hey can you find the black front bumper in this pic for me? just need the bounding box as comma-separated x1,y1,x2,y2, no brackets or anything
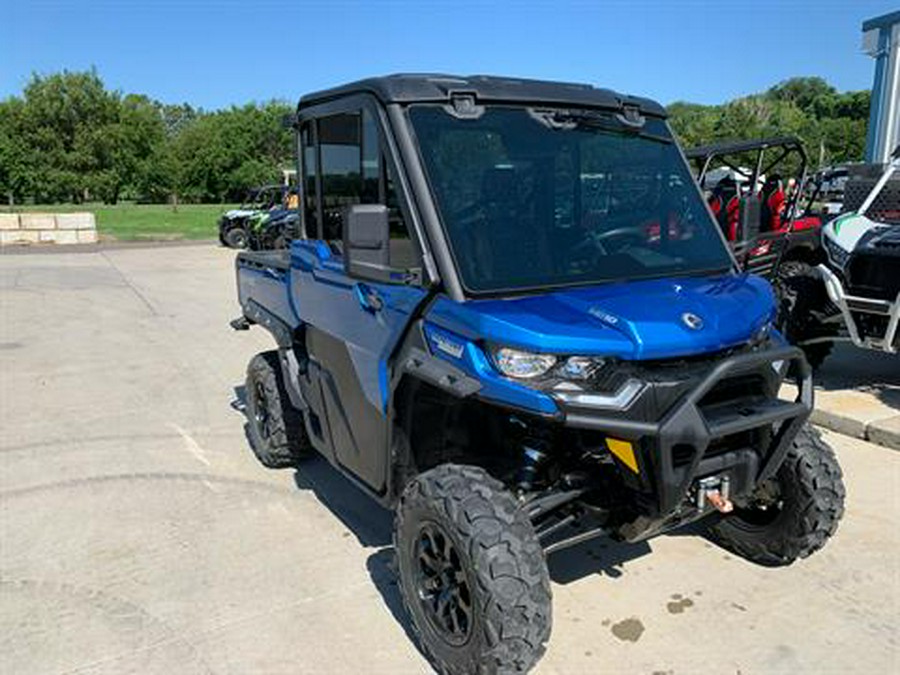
556,346,812,536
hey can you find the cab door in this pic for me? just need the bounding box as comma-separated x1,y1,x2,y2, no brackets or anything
292,102,427,494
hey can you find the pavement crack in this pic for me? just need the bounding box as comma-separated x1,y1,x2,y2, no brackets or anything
99,250,158,316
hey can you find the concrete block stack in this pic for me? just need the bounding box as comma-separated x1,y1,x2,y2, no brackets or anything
0,212,98,246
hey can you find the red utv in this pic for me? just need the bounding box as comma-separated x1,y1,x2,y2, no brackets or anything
686,137,824,278
686,137,836,365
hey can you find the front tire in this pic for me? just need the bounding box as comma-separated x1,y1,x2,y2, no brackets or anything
394,465,551,675
245,351,312,468
707,425,845,566
223,226,249,249
775,261,836,370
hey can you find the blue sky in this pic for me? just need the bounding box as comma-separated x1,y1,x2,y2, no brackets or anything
3,1,896,109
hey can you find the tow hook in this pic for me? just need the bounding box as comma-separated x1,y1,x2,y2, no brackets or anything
696,476,733,513
705,490,734,513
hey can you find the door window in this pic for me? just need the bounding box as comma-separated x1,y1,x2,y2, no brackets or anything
300,122,318,236
318,113,362,240
306,107,418,269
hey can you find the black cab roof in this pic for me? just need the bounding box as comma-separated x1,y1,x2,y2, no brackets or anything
298,73,667,117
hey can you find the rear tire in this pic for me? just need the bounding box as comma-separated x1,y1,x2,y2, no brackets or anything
224,226,249,249
394,464,551,675
775,261,836,370
707,424,845,566
245,351,312,468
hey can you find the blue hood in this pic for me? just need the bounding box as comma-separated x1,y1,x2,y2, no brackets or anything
427,273,776,360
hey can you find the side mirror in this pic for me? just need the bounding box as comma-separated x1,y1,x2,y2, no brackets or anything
344,204,390,279
344,204,423,285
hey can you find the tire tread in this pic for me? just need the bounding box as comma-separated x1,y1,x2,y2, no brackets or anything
245,351,312,468
709,425,845,566
395,465,551,675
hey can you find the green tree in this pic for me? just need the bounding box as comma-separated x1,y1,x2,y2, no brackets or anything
668,77,871,170
0,98,35,206
4,68,870,206
170,101,292,202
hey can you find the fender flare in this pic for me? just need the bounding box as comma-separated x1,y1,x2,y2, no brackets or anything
241,300,307,410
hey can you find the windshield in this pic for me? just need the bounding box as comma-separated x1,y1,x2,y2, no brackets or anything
410,105,734,294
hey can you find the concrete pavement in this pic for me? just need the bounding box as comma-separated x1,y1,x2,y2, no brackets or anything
1,244,898,674
778,343,900,451
807,345,900,450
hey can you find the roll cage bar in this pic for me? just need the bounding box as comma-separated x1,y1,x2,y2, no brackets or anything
685,137,812,223
857,144,900,216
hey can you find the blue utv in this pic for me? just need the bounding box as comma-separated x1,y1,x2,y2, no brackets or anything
232,75,845,675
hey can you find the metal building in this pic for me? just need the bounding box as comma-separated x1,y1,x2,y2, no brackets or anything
863,10,900,164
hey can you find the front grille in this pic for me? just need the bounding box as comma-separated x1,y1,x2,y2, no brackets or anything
872,228,900,250
595,344,778,422
698,373,769,412
587,364,631,393
705,429,759,460
848,253,900,300
670,427,768,468
853,313,890,340
664,367,776,468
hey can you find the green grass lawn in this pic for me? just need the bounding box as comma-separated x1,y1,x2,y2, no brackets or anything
13,202,238,241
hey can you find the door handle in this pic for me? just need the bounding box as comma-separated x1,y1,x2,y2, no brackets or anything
354,283,384,313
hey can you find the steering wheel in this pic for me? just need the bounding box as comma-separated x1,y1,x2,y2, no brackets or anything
570,232,607,261
593,224,648,251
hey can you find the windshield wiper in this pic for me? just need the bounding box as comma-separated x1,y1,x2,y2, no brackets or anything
531,109,673,144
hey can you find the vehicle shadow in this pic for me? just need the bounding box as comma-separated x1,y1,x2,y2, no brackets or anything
546,537,653,585
291,459,393,546
287,460,418,647
233,383,393,548
287,455,663,654
814,343,900,412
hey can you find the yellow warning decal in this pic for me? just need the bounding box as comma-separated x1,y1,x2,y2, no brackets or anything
606,438,639,474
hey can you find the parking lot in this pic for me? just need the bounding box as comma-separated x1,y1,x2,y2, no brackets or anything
1,243,898,675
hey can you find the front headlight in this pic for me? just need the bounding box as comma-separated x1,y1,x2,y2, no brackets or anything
492,347,557,379
490,347,606,382
824,236,850,269
559,355,605,380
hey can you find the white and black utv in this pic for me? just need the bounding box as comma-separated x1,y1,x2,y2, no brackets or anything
783,145,900,366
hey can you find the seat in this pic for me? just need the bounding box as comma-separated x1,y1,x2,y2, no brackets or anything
759,176,785,232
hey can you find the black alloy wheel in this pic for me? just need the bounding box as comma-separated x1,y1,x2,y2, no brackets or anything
414,521,473,645
253,380,273,441
730,476,784,528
